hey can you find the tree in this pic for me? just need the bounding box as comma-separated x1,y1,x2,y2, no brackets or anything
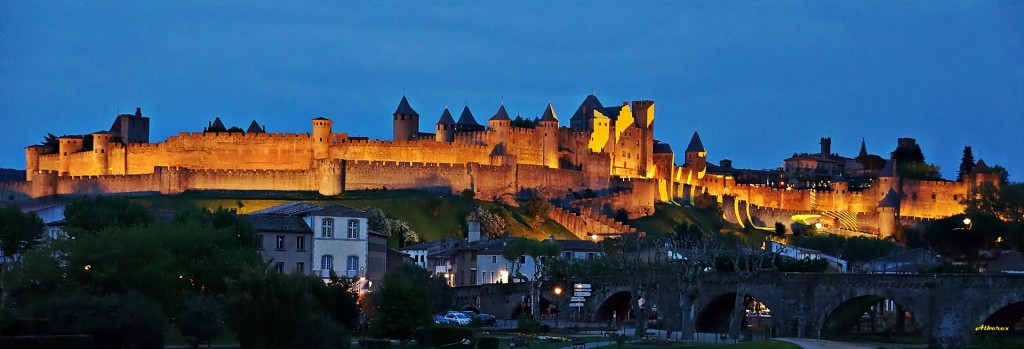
510,116,537,128
520,190,552,220
0,204,45,264
665,234,717,340
40,133,59,149
307,275,360,330
176,294,225,349
614,208,630,223
63,196,152,236
773,222,786,236
223,268,341,348
382,263,452,314
366,208,388,232
965,182,1024,223
501,238,560,317
693,192,723,214
600,234,663,337
958,146,976,181
719,243,777,339
991,165,1010,185
371,267,433,343
896,162,943,181
460,188,476,200
467,207,507,240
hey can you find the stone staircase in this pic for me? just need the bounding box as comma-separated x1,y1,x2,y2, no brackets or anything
547,188,643,239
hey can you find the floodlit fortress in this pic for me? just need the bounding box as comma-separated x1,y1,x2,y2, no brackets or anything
2,95,1000,238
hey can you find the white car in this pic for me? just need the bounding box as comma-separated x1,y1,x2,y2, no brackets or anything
444,312,471,325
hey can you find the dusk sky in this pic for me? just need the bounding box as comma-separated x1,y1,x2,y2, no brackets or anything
2,2,1021,180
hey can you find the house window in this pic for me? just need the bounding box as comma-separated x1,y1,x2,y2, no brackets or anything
563,251,572,259
275,262,284,273
587,252,596,260
519,256,526,263
346,256,359,277
492,256,497,263
347,219,359,239
321,255,334,271
322,219,334,238
275,235,285,250
296,236,305,251
297,262,305,273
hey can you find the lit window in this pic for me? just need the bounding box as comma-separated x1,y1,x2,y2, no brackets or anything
322,219,334,238
321,255,334,271
346,255,359,277
347,219,359,239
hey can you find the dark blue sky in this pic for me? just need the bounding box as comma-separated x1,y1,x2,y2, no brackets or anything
2,2,1021,180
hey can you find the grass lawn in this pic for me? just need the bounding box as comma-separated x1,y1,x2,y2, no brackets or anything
627,203,727,236
847,333,928,345
594,339,800,349
130,189,577,245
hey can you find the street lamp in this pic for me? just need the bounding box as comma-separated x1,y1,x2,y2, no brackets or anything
554,286,563,328
962,218,972,226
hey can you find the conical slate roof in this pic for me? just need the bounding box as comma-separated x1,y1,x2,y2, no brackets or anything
970,159,991,174
859,138,868,157
571,94,605,121
246,120,264,133
685,132,705,153
490,104,510,121
879,188,901,208
539,103,558,122
877,159,896,177
456,106,480,126
211,117,226,130
393,96,418,116
436,108,456,125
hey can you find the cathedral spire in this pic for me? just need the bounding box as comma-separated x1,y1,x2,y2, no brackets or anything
859,138,868,157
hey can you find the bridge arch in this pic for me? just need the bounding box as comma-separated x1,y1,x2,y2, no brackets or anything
973,296,1024,341
821,294,924,341
695,292,778,333
594,291,634,322
509,296,552,320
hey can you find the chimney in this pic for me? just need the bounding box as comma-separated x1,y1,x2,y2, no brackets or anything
135,107,142,117
468,220,481,242
549,234,555,242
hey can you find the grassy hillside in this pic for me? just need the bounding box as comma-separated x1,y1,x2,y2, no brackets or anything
628,202,727,236
131,190,576,244
628,202,771,245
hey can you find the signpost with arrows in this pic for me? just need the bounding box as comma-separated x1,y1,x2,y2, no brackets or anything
569,282,591,323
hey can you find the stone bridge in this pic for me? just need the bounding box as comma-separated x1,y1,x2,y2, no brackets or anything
453,273,1024,348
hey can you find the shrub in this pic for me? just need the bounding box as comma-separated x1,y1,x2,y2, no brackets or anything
516,315,541,334
414,326,474,348
461,189,476,200
478,337,500,349
0,335,95,349
362,339,389,349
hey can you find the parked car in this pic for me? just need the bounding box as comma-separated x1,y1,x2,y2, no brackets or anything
444,312,472,325
434,315,452,324
476,313,497,326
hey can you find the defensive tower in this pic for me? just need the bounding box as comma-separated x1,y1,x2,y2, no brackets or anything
435,107,456,142
312,117,333,159
393,96,419,142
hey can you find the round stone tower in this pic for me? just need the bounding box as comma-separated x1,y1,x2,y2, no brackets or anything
393,96,419,142
25,145,46,181
435,107,456,142
311,117,333,160
538,103,560,169
488,104,512,155
91,131,114,175
58,136,84,176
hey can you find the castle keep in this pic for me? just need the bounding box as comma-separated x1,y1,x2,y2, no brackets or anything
2,95,999,238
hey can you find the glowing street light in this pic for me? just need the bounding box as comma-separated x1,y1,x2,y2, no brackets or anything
963,218,972,226
553,286,563,328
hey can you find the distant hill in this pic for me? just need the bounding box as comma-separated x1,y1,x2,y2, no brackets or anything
130,189,577,246
0,168,25,182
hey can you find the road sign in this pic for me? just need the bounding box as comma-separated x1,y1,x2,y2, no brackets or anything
574,291,591,297
568,302,585,308
570,297,585,302
574,283,591,289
